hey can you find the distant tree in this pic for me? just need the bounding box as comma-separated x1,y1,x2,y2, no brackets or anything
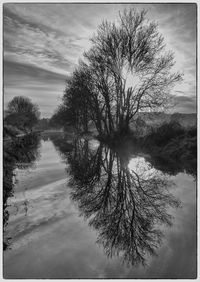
35,118,50,131
5,96,40,132
49,105,71,129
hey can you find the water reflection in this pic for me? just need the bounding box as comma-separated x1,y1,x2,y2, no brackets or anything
144,153,197,179
53,137,181,266
3,133,41,250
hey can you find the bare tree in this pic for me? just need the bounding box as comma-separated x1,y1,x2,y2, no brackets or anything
83,8,182,135
53,8,182,138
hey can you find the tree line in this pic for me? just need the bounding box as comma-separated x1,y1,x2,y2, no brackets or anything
51,8,182,138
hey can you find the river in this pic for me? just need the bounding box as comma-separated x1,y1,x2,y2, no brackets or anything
3,132,197,278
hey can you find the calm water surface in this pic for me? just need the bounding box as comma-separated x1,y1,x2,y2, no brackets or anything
3,133,196,278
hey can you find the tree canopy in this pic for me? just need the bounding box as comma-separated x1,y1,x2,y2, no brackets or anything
5,96,40,132
52,8,182,137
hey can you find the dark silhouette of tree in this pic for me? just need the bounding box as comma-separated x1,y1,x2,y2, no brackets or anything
3,133,41,250
5,96,40,132
50,67,94,132
65,69,93,132
53,136,181,266
35,118,50,131
49,105,70,129
55,8,182,137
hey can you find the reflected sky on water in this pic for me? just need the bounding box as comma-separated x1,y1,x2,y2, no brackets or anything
3,133,197,278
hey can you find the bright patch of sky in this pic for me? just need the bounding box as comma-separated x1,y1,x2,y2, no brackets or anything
4,3,196,117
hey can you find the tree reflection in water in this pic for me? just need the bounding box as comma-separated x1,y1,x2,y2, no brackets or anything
53,137,181,267
3,133,41,250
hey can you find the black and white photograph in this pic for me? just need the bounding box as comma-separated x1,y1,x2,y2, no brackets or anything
2,1,197,279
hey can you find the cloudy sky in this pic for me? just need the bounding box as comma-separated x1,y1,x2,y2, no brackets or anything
4,3,196,117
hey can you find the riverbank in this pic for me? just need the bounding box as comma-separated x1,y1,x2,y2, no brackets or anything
95,121,197,177
3,127,65,141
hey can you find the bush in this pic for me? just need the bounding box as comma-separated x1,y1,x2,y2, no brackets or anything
144,121,185,147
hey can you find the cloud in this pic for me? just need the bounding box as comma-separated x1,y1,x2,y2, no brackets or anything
172,95,196,113
4,61,67,117
4,11,80,75
148,4,196,98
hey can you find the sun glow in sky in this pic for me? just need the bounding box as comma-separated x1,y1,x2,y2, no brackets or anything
3,3,196,117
